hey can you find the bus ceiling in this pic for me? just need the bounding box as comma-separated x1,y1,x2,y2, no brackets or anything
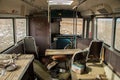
0,0,120,17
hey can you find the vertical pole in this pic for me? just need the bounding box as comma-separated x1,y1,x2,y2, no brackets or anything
74,8,77,49
48,2,51,48
48,1,50,23
91,18,94,39
13,18,16,44
86,19,90,38
111,17,116,49
82,19,85,38
73,9,75,48
26,15,29,36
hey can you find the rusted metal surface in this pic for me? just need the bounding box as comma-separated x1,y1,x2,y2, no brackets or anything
29,16,50,56
104,48,120,76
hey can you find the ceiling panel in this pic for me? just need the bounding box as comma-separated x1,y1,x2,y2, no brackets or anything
0,0,120,15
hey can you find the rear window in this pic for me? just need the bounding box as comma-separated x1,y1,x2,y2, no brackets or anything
60,18,83,35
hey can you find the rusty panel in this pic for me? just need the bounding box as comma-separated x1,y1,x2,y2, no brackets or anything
110,51,120,75
29,17,50,56
116,55,120,75
110,52,117,68
104,48,120,76
6,43,24,54
104,48,111,64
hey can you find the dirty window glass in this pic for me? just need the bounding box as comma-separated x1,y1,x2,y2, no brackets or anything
97,18,112,46
60,18,83,35
0,19,14,52
15,19,26,42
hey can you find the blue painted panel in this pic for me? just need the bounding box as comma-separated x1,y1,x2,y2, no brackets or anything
56,38,71,49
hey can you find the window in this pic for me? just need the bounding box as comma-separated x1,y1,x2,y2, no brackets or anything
0,19,14,52
97,18,112,45
15,19,26,42
115,18,120,50
60,18,83,35
77,19,83,35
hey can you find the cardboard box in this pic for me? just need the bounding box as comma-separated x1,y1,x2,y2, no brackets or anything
71,62,85,74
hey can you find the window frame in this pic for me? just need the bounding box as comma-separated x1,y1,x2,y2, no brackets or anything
0,17,27,53
96,17,113,47
113,17,120,52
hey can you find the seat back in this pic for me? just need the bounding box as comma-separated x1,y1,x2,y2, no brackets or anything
71,51,87,74
86,40,103,61
24,36,38,59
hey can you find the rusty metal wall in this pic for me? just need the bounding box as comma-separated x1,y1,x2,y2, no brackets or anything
104,48,120,76
29,16,50,56
5,43,24,54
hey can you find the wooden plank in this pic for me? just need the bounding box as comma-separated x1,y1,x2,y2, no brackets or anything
45,49,81,56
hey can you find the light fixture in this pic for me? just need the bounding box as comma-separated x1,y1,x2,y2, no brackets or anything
47,0,73,5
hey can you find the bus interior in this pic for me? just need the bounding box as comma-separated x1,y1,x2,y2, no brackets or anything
0,0,120,80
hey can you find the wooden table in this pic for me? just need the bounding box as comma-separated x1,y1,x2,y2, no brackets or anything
71,62,106,80
0,54,34,80
45,49,81,56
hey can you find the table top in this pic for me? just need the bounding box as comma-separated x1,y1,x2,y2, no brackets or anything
0,54,34,80
45,49,81,56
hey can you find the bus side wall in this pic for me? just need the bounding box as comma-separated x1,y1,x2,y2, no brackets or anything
29,16,50,56
104,47,120,80
2,42,24,54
